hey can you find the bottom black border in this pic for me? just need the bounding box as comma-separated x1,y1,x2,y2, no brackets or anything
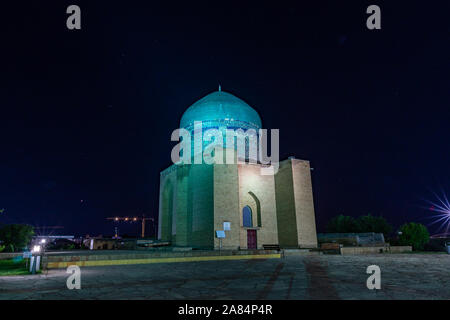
1,300,447,319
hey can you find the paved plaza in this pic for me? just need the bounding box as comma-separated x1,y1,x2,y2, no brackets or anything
0,254,448,300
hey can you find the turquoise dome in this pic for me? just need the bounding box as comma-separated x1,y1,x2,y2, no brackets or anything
180,90,262,131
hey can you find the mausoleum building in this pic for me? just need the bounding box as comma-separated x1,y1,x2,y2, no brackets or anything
158,89,318,250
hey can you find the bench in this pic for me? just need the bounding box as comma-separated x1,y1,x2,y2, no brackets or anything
320,243,340,250
263,244,281,251
320,242,341,254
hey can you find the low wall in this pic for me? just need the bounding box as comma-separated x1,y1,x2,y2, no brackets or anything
283,249,321,256
45,249,279,262
340,246,387,255
340,245,413,255
42,249,282,269
389,246,412,253
318,232,385,246
0,253,23,260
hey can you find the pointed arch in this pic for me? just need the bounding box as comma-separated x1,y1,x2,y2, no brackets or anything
248,191,262,227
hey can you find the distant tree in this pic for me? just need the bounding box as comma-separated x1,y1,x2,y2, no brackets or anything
357,214,393,238
326,215,360,233
0,224,34,252
398,222,430,251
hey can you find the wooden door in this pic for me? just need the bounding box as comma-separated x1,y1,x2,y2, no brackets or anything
247,230,257,249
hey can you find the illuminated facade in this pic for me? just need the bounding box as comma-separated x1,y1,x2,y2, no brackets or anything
158,89,317,249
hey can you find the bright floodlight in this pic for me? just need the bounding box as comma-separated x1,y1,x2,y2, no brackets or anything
32,245,41,253
40,239,46,244
425,190,450,235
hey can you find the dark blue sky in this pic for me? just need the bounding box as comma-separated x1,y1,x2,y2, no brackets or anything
1,1,449,237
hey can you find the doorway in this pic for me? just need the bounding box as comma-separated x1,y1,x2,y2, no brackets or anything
247,229,257,249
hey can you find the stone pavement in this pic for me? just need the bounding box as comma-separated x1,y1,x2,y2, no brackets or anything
0,254,448,300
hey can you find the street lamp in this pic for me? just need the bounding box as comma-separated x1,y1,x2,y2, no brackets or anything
30,245,42,274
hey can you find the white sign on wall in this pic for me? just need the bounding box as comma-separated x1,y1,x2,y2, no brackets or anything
216,230,226,238
223,222,231,231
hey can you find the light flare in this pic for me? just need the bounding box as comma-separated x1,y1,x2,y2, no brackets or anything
423,190,450,235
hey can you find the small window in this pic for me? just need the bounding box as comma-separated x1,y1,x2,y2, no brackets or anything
243,206,253,227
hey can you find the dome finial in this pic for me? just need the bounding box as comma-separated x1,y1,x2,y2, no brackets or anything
218,84,221,92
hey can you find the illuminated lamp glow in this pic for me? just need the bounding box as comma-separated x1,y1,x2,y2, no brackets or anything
32,245,41,253
424,190,450,235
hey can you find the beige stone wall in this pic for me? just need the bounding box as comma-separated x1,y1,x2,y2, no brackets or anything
213,163,241,250
274,159,299,247
159,156,318,251
237,163,278,249
291,159,318,248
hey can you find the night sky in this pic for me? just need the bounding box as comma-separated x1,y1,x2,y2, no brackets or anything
1,1,449,237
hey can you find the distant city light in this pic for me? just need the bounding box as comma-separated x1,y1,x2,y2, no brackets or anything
40,239,46,244
106,216,154,238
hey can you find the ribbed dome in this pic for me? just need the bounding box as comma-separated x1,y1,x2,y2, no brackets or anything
180,90,262,131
